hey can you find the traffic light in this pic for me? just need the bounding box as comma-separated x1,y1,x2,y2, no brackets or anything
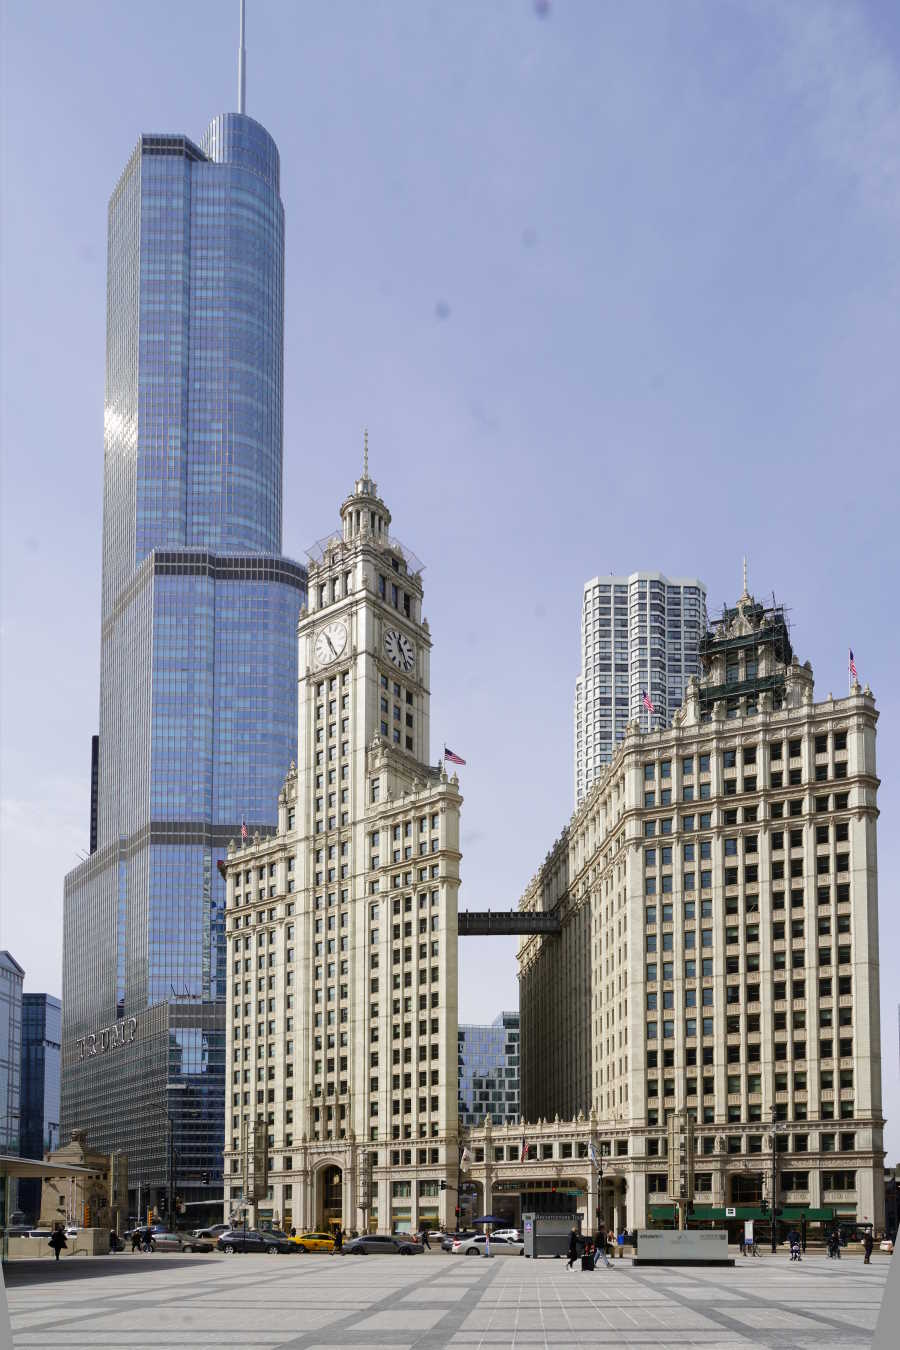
439,1180,447,1190
202,1172,210,1186
455,1207,460,1218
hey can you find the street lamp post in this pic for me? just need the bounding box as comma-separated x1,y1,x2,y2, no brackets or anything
165,1082,187,1232
770,1107,785,1255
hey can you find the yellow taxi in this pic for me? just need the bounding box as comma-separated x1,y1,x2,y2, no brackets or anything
290,1230,336,1253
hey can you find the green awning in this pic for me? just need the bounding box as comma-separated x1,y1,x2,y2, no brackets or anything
649,1204,836,1222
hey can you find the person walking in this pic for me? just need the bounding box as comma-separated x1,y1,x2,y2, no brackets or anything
594,1224,612,1268
787,1228,801,1261
567,1226,580,1270
863,1231,874,1265
48,1227,67,1262
332,1226,343,1255
421,1228,431,1251
130,1228,141,1253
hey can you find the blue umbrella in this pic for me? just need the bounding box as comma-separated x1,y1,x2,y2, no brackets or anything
472,1215,504,1225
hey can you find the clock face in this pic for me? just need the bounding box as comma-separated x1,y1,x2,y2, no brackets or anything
314,620,348,666
384,627,415,672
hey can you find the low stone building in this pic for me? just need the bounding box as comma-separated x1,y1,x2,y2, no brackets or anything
39,1130,128,1232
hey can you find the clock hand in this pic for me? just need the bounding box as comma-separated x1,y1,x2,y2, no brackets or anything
325,633,337,658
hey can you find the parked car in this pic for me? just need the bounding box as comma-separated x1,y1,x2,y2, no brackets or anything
146,1230,188,1252
440,1230,476,1253
192,1223,230,1240
21,1229,53,1240
451,1233,524,1256
344,1232,423,1255
491,1229,521,1243
289,1230,335,1252
216,1228,294,1254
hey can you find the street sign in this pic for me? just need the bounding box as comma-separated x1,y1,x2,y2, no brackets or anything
725,1206,736,1217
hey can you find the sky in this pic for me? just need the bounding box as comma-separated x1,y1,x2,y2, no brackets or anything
1,0,899,1157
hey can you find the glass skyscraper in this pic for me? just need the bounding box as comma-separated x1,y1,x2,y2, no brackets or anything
19,994,61,1221
62,112,306,1219
574,573,707,804
457,1013,520,1127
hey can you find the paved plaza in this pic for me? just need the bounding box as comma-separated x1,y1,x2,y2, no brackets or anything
1,1250,890,1350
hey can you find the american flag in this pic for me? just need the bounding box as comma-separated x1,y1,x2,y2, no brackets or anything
241,817,248,841
642,691,655,714
849,649,858,681
444,745,466,766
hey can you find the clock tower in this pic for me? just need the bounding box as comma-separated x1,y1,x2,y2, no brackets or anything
223,444,462,1236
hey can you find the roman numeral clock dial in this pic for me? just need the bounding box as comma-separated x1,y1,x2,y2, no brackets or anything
314,620,348,667
384,627,415,673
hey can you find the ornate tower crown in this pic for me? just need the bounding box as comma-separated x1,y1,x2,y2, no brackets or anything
341,430,392,542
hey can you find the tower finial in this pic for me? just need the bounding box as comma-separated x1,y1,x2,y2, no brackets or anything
363,429,369,479
238,0,247,114
742,555,749,598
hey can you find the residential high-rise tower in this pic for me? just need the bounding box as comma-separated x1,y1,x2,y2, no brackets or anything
61,29,305,1217
574,573,707,804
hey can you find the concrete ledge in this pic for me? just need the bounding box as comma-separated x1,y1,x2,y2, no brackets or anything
634,1257,735,1267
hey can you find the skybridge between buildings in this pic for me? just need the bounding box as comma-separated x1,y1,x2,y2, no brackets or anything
458,911,561,937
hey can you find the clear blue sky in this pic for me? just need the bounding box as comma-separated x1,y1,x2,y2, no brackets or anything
2,1,898,1159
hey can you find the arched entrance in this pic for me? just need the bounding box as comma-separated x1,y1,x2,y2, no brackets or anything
730,1172,764,1206
319,1165,343,1231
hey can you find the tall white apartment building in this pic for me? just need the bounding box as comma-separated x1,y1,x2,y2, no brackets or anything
575,573,707,805
222,457,463,1236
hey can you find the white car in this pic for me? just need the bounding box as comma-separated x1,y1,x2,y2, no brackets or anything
491,1228,521,1243
451,1233,524,1256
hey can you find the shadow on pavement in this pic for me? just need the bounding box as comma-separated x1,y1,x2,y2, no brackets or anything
2,1255,215,1287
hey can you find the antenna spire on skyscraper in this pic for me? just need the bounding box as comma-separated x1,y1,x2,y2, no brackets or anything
363,429,369,480
238,0,247,113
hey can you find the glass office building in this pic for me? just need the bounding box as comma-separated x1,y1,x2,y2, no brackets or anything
0,953,24,1155
62,113,306,1218
458,1013,520,1127
18,994,61,1221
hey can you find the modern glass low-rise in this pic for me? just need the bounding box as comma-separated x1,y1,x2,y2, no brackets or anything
62,109,305,1219
0,953,24,1155
18,994,61,1221
458,1013,520,1127
574,573,707,805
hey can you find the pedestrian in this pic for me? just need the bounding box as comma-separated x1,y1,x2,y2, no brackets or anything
787,1228,801,1261
48,1226,67,1262
566,1226,579,1270
290,1227,296,1238
142,1226,155,1252
130,1228,141,1253
581,1240,595,1272
863,1231,873,1265
617,1229,625,1260
421,1228,431,1250
594,1224,612,1268
332,1226,343,1255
